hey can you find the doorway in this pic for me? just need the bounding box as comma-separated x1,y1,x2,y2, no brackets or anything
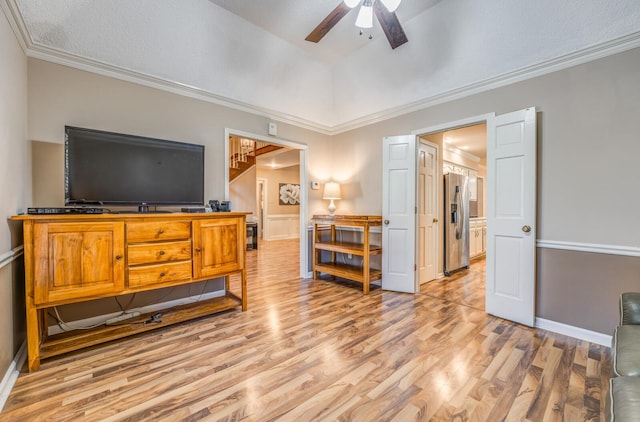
419,123,487,287
225,129,308,278
406,108,537,327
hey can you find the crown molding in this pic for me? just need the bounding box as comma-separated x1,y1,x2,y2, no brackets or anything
26,46,336,135
331,30,640,134
1,0,27,52
444,146,481,163
4,0,640,136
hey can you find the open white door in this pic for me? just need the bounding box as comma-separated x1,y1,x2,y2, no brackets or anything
418,142,437,284
486,107,537,326
382,135,417,293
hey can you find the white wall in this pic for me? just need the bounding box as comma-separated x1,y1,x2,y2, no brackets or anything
0,4,29,382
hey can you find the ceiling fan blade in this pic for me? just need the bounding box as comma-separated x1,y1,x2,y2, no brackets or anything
305,2,352,43
374,1,408,49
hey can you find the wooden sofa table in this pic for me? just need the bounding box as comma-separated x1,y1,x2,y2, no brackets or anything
311,215,382,294
12,212,248,372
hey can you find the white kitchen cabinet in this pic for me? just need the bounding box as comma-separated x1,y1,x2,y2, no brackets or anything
469,218,486,258
468,170,478,201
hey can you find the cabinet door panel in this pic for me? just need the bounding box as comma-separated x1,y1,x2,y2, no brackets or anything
193,218,243,278
34,222,125,305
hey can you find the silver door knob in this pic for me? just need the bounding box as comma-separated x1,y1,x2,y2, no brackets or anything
384,219,390,225
522,225,531,233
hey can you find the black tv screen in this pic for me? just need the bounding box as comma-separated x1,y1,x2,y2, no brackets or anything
65,126,204,208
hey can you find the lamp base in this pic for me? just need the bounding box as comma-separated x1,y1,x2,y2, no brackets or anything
328,199,336,216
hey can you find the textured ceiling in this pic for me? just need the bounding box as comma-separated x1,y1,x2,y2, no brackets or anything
9,0,640,132
207,0,439,63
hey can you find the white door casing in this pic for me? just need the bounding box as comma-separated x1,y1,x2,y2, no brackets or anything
485,107,537,327
224,128,308,279
382,135,417,293
418,142,437,284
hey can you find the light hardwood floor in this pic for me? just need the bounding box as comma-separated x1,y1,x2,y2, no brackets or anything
2,240,610,421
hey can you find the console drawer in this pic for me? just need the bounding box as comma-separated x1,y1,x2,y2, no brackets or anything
128,261,193,288
126,221,191,243
127,240,192,266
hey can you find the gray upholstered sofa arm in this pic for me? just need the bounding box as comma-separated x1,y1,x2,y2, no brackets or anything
608,292,640,421
620,292,640,325
607,377,640,421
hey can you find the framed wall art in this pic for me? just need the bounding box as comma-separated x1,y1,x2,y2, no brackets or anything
279,183,300,205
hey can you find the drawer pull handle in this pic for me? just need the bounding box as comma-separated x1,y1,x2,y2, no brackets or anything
115,255,122,260
157,229,164,235
159,250,165,255
159,272,166,277
195,247,201,252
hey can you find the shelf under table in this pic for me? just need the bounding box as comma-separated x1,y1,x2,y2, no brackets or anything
314,241,382,255
314,262,382,283
40,295,241,360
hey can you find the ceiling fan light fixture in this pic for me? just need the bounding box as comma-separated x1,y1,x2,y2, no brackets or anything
344,0,360,8
380,0,402,12
355,1,373,28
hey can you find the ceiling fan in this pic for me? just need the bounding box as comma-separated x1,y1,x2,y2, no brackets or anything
305,0,408,49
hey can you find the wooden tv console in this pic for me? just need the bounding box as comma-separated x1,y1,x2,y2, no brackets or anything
12,212,248,372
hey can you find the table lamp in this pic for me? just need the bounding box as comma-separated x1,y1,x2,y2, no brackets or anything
323,182,341,216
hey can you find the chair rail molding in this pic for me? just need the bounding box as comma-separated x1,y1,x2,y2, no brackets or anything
537,239,640,258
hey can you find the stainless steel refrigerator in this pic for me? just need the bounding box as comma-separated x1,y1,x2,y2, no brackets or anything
444,173,469,276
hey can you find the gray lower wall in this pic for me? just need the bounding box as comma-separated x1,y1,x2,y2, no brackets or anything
537,247,640,335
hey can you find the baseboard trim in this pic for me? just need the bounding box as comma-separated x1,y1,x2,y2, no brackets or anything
0,341,26,412
535,317,611,347
537,239,640,257
48,289,225,336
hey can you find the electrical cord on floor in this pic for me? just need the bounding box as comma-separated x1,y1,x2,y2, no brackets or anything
115,293,136,313
50,307,109,331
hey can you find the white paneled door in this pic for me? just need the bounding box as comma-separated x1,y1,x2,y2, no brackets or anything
485,107,537,326
418,142,437,284
381,135,417,293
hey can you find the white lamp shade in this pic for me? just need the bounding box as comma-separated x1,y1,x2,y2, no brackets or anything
323,182,342,200
380,0,402,12
344,0,360,8
355,4,373,28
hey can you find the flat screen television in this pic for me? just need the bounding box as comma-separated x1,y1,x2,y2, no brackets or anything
65,126,205,211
